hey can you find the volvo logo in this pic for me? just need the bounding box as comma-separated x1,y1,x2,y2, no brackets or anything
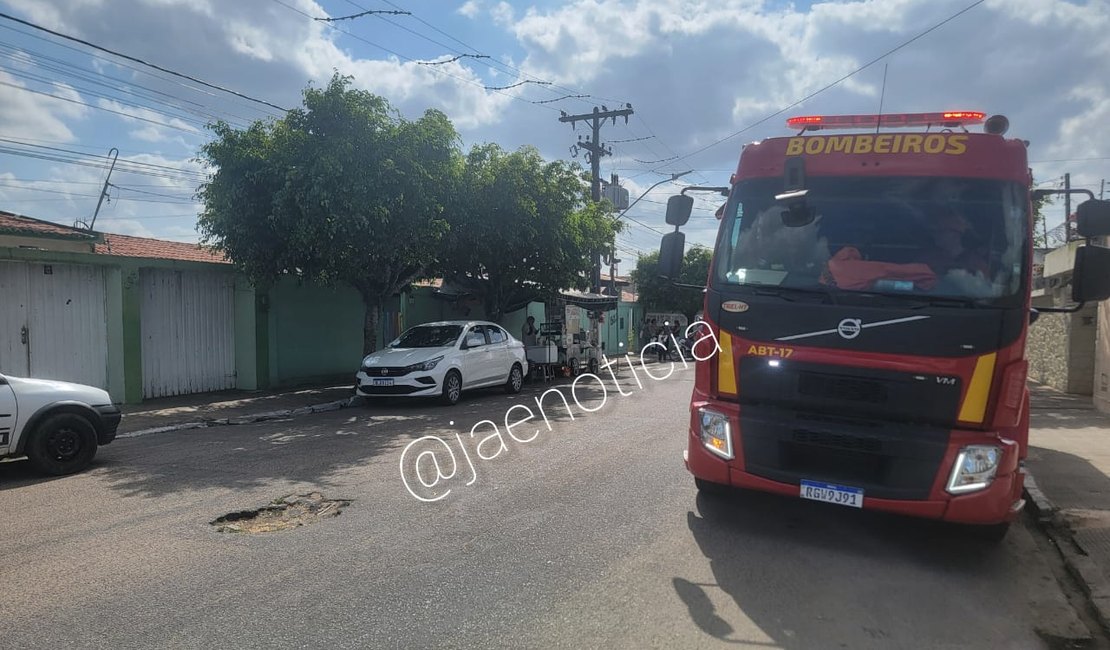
837,318,862,340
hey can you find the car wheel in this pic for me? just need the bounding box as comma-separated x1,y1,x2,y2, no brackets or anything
440,370,462,406
588,357,599,376
569,358,580,377
25,412,99,476
505,363,523,394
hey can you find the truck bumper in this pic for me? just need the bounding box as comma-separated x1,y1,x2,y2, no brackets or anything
685,401,1025,526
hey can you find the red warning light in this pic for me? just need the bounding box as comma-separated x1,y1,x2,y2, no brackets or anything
786,111,986,131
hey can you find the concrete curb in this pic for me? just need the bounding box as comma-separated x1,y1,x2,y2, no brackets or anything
1025,472,1110,636
117,397,355,439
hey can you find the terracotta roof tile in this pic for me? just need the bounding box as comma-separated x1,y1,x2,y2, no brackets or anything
0,211,96,239
94,233,229,264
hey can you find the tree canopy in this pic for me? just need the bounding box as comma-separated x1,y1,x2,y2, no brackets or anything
197,73,460,354
630,247,712,322
439,143,620,322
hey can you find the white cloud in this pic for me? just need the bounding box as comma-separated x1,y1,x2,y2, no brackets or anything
0,72,88,141
490,1,514,26
457,0,482,19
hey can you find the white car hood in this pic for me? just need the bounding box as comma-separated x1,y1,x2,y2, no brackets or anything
6,375,112,405
363,346,452,367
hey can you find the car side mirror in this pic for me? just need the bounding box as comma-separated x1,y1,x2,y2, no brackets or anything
1073,244,1110,303
1029,309,1040,325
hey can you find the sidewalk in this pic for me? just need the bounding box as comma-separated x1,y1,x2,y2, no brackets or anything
118,381,355,436
1024,382,1110,632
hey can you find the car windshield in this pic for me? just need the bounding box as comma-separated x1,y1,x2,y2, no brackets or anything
391,325,463,348
716,176,1028,305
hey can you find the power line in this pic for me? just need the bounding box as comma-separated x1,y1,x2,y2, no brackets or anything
666,0,989,166
267,0,562,114
315,8,411,21
0,10,289,112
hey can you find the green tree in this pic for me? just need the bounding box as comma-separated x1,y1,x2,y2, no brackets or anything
439,143,621,322
630,247,712,322
197,73,460,354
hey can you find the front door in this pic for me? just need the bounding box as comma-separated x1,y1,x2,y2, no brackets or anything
0,262,31,377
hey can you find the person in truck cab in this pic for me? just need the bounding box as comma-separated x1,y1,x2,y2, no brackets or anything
919,208,990,278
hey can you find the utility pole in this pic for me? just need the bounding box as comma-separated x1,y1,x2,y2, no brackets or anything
560,104,634,294
1100,178,1105,200
80,147,119,231
1064,173,1072,241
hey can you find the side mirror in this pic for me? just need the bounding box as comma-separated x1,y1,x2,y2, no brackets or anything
666,195,693,227
1029,309,1040,325
658,231,685,279
1073,244,1110,303
1076,199,1110,238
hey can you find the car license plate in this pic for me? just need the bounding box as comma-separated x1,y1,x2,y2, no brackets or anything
373,378,394,387
800,480,863,508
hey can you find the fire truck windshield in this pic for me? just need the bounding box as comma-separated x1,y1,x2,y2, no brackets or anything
715,176,1028,306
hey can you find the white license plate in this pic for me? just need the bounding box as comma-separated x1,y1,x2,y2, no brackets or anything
800,480,863,508
373,378,394,386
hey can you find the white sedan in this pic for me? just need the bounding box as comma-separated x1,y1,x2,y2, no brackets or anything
354,320,529,405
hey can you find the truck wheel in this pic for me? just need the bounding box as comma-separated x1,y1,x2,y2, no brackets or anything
25,413,99,476
440,370,462,406
695,477,731,497
505,364,523,394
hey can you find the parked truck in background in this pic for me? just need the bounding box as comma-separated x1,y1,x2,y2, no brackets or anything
659,111,1110,539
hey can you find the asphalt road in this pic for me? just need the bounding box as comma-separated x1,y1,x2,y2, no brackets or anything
0,362,1090,649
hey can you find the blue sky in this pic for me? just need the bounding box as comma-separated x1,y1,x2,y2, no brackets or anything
0,0,1107,270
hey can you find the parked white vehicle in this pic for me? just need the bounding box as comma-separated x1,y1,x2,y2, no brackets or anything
354,321,529,405
0,373,121,475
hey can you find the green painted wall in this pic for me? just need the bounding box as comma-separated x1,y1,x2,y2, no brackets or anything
233,276,258,390
103,267,126,402
267,278,364,386
120,266,143,404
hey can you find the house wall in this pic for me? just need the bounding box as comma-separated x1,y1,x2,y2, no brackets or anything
266,278,364,386
1027,286,1097,395
1096,299,1110,414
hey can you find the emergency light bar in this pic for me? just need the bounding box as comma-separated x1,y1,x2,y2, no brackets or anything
786,111,986,131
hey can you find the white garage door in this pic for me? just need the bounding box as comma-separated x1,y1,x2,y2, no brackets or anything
0,261,109,389
140,269,236,398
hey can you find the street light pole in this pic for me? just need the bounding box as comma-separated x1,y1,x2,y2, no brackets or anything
613,169,695,224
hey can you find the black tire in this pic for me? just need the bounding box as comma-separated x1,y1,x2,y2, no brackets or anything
25,412,99,476
569,358,580,377
588,357,599,376
695,477,731,497
440,370,462,406
505,364,524,394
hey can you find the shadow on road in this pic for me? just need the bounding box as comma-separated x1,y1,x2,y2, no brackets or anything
0,364,657,498
675,489,1016,648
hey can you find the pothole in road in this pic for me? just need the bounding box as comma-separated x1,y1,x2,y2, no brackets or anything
210,492,352,533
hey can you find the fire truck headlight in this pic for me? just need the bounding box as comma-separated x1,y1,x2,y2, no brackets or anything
698,408,733,460
946,445,1002,494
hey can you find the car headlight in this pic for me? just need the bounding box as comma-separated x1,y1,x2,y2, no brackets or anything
698,408,733,460
946,444,1002,494
407,356,444,373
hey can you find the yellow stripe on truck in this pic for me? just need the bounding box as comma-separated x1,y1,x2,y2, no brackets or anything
718,331,737,395
958,352,997,423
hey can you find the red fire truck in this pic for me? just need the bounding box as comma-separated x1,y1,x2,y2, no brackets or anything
659,111,1110,539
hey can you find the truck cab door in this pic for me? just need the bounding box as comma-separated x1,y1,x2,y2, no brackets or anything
0,375,16,455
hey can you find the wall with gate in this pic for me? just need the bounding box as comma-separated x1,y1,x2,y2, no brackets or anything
139,268,237,398
0,260,110,390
